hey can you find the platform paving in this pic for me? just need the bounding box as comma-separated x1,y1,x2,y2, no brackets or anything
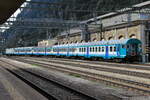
0,81,12,100
0,65,48,100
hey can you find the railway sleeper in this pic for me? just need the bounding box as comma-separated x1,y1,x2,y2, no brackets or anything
15,59,150,90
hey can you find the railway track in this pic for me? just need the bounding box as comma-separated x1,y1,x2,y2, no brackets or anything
0,60,98,100
8,57,150,95
20,57,150,79
13,56,150,70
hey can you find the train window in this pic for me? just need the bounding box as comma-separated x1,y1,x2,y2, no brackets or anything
58,48,60,52
98,47,101,52
91,47,93,52
73,48,76,52
110,47,113,52
90,47,92,52
114,47,116,52
93,47,95,52
138,44,142,48
69,48,72,52
102,47,104,52
95,47,98,52
53,48,58,52
127,45,130,49
79,48,81,52
63,48,65,52
122,45,125,48
132,45,135,48
103,47,105,52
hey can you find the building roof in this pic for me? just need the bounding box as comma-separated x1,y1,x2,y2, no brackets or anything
84,1,150,24
0,0,25,24
59,1,150,36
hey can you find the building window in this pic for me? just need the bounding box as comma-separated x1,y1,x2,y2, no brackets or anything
93,38,97,42
80,40,84,43
75,41,78,43
118,35,124,40
130,34,136,38
101,38,105,41
108,37,113,40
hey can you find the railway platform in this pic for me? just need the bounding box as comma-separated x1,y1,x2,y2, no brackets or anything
0,64,47,100
146,63,150,65
0,80,12,100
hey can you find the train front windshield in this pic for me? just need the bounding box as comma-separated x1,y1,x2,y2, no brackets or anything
127,43,141,56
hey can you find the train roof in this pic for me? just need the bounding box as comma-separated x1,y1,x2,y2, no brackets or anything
10,47,35,49
53,39,141,48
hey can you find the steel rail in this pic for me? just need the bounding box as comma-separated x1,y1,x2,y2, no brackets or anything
0,60,98,100
9,57,150,95
21,57,150,79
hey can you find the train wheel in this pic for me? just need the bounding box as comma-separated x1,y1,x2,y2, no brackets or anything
114,59,122,63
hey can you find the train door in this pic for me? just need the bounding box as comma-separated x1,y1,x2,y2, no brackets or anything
67,47,69,56
57,48,59,56
105,46,109,59
116,45,120,57
44,47,46,56
86,47,89,58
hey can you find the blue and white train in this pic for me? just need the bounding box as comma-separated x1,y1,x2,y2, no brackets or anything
5,38,142,62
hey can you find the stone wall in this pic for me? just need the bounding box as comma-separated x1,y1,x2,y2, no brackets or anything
57,25,141,44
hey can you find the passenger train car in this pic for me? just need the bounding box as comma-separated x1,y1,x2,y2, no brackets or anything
5,39,142,62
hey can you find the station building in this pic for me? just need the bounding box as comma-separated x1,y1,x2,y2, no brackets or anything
56,2,150,62
38,39,57,47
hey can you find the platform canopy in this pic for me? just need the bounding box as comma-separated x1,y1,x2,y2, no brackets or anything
0,0,25,24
